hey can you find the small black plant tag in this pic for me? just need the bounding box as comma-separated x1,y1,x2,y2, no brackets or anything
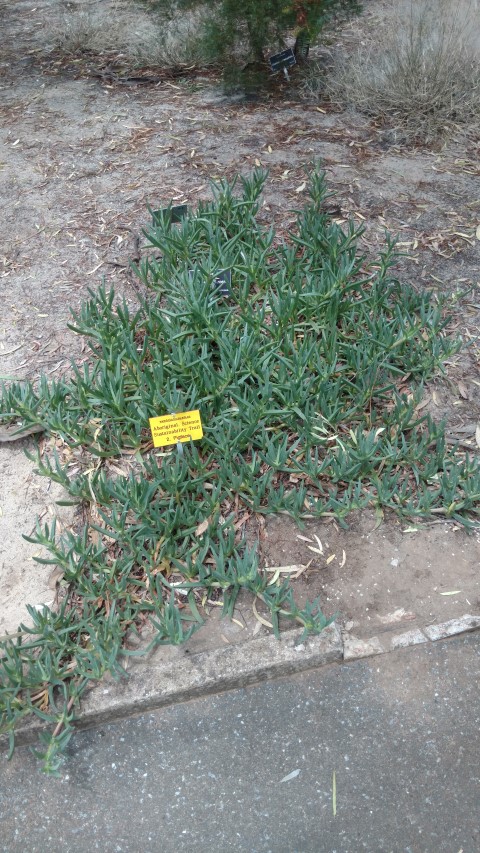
213,269,231,297
187,268,231,298
269,48,296,74
152,204,188,226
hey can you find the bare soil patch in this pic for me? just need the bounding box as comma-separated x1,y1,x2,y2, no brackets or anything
262,512,480,639
1,0,479,644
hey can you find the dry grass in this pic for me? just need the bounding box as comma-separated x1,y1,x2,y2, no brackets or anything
322,0,480,142
51,0,205,67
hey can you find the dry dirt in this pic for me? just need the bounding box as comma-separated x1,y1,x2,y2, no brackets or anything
1,0,479,646
263,512,480,639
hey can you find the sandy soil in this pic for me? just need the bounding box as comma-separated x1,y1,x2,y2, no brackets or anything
263,512,480,637
1,0,479,642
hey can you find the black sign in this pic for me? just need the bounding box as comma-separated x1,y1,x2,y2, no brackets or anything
187,268,231,298
269,48,296,74
294,30,310,61
152,204,188,226
213,269,231,297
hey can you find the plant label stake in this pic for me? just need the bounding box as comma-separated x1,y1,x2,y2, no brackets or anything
213,269,231,297
269,48,296,81
152,204,188,226
293,29,310,62
188,268,231,298
170,413,184,457
149,410,203,449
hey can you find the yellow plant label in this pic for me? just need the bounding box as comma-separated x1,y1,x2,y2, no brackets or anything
149,410,203,448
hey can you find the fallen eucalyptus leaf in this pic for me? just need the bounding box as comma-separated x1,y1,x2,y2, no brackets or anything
280,769,301,783
0,423,45,442
48,567,65,590
195,517,210,538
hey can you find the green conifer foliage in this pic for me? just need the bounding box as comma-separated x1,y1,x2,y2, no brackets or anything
154,0,361,65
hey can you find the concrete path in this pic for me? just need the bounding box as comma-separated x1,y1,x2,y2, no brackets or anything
1,633,479,853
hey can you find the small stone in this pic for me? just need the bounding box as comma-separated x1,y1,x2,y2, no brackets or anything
125,631,143,649
377,608,416,625
344,620,354,632
30,601,53,613
390,629,427,650
343,635,385,661
423,614,480,641
294,643,306,652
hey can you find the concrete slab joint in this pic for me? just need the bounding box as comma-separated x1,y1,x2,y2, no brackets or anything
390,628,428,650
343,634,385,661
423,614,480,642
342,613,480,662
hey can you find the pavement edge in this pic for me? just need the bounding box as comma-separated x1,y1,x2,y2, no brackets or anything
3,614,480,747
343,613,480,660
4,624,343,746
